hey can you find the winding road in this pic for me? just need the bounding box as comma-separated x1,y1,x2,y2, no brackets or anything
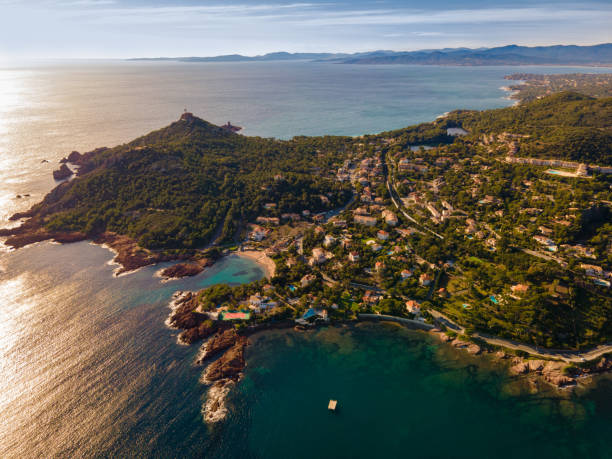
429,310,612,363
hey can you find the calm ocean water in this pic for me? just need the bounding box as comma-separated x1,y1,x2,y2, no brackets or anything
0,61,611,458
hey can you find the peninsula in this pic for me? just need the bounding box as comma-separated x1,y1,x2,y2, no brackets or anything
2,91,611,422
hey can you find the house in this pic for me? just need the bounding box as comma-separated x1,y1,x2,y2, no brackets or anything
396,228,417,238
419,273,433,286
382,209,398,226
400,269,413,279
264,203,277,210
333,219,347,228
309,247,328,266
256,216,280,225
349,252,360,262
295,308,329,324
363,290,380,305
441,200,454,212
249,294,264,307
377,230,390,241
465,219,478,235
354,215,377,227
405,300,421,314
426,204,441,220
375,261,384,272
370,243,382,252
538,226,553,236
249,225,270,241
533,236,557,251
581,264,603,277
300,274,317,287
324,234,336,247
511,284,529,296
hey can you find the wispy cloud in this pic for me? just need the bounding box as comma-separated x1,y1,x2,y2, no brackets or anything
50,2,612,29
2,1,611,58
286,6,612,27
58,0,117,5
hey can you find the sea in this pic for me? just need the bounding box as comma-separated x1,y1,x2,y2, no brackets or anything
0,61,611,458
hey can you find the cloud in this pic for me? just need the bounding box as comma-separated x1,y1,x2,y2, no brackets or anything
2,1,611,58
48,1,612,30
58,0,116,5
287,6,612,27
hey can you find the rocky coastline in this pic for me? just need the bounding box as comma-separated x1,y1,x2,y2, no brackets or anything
158,258,217,280
166,291,255,423
428,328,612,389
0,218,220,278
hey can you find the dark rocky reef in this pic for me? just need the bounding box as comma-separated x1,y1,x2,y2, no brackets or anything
52,164,74,180
160,258,216,279
197,328,238,364
203,336,248,382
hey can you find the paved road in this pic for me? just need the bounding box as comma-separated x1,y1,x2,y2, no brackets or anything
383,153,444,240
429,310,612,363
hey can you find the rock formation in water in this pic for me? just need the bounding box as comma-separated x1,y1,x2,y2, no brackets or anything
52,164,74,180
203,336,248,382
197,328,238,364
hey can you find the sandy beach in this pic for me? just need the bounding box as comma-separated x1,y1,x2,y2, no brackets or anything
236,250,276,278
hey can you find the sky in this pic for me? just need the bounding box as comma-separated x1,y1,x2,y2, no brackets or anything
1,0,611,59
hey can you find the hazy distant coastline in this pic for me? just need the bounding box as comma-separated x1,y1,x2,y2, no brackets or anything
129,43,612,66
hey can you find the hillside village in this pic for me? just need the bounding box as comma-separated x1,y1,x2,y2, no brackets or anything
189,110,612,352
4,92,611,356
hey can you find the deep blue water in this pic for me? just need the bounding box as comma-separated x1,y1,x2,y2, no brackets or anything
0,61,611,458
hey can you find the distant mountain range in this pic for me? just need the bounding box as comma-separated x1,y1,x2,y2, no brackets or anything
131,44,612,66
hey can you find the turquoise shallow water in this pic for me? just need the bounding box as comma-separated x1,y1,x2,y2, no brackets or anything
0,61,611,457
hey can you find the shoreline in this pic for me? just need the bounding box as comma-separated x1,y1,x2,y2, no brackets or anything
234,249,276,279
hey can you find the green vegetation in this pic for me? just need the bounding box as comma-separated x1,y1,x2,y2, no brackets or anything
9,93,612,351
444,92,612,164
40,116,352,249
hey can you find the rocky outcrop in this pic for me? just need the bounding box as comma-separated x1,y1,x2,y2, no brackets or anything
510,362,529,375
203,337,248,383
178,320,218,345
598,357,612,370
429,329,452,342
197,329,238,364
52,164,74,180
451,338,470,348
467,344,482,355
167,292,202,329
509,358,577,387
93,232,186,275
160,258,216,279
167,291,219,344
203,380,235,423
67,151,83,163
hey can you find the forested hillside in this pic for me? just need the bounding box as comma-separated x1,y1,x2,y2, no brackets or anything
443,92,612,164
21,115,352,249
